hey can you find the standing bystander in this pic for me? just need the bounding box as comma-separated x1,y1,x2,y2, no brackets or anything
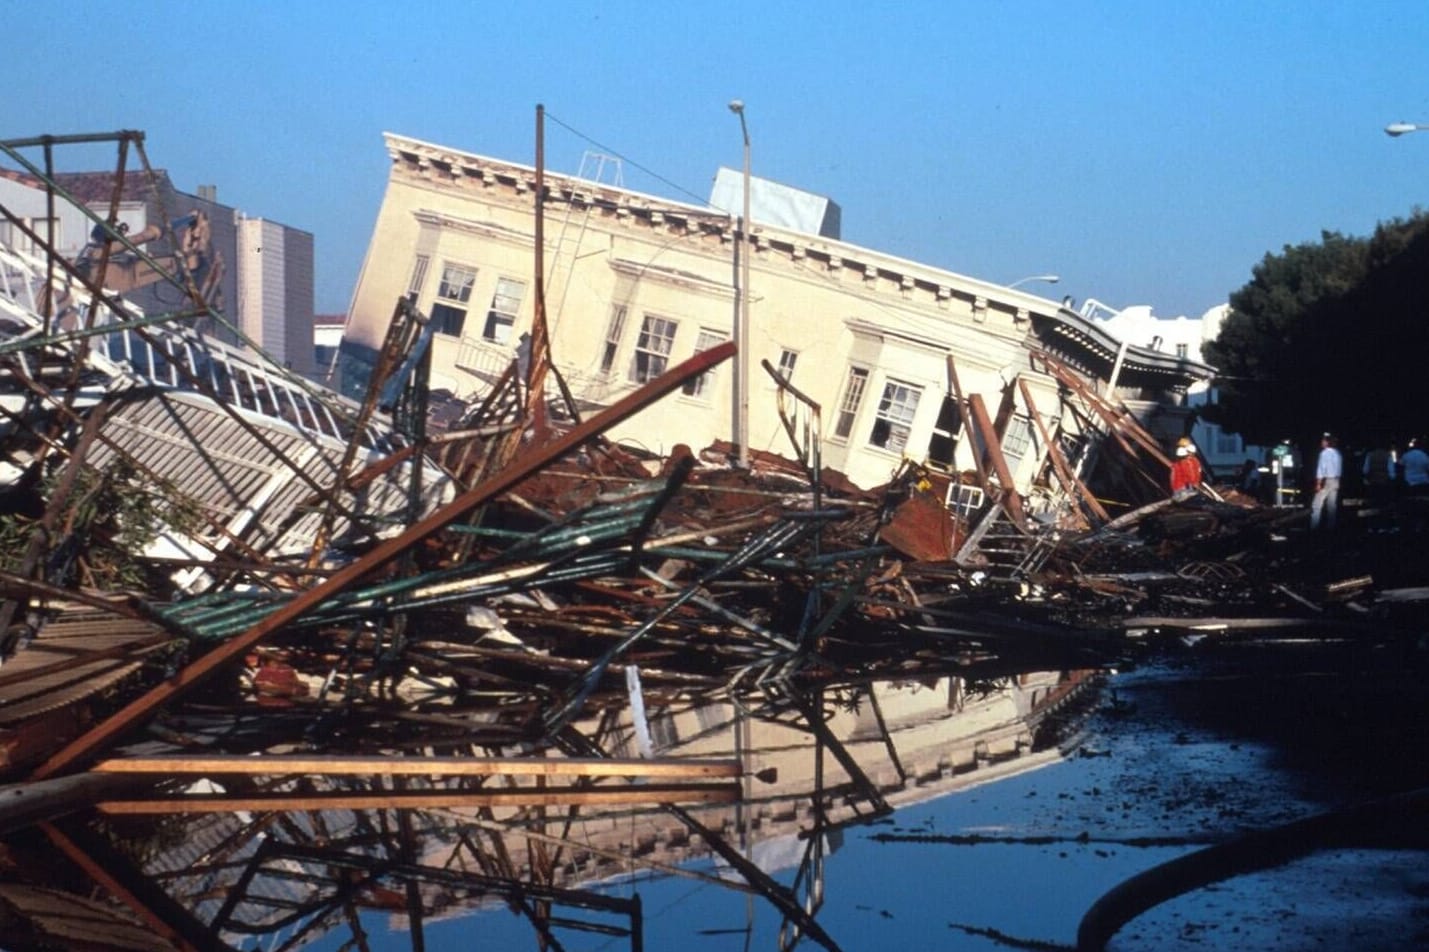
1399,438,1429,532
1310,432,1342,531
1362,443,1398,512
1401,438,1429,496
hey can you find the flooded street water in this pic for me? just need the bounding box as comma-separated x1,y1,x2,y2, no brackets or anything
298,638,1428,951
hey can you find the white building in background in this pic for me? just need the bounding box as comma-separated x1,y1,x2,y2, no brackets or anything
1082,299,1267,480
313,312,346,384
236,217,316,377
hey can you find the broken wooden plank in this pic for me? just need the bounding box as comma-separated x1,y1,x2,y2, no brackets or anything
967,393,1027,528
1018,378,1109,523
91,754,739,779
95,783,742,814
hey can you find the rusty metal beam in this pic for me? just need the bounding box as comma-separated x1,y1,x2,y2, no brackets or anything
29,341,736,781
1037,351,1173,468
1,131,144,149
308,297,426,565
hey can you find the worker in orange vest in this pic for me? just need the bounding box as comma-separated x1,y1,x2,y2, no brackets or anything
1170,437,1203,494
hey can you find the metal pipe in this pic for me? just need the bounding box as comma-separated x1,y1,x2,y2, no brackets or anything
729,100,752,468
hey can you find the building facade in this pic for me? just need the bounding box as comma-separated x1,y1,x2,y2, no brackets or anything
343,133,1209,494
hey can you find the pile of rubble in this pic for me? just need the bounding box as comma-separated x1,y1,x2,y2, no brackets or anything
3,131,1424,952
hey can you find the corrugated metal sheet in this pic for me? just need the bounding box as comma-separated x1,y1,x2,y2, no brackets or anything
84,390,452,564
0,884,178,951
0,611,176,727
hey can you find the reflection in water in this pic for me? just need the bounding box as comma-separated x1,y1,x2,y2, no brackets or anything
0,671,1099,951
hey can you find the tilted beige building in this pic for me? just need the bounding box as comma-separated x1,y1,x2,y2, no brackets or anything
343,133,1208,495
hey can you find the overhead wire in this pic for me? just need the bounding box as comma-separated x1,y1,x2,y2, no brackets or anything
543,111,717,211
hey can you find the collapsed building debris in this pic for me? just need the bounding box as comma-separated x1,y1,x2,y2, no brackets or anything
1,130,1424,952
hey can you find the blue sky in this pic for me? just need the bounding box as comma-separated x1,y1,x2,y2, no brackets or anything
8,1,1428,318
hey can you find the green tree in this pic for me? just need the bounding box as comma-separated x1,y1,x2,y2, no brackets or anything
1204,212,1429,452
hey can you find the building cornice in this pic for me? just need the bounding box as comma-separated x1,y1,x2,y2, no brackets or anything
412,208,532,249
608,258,735,300
382,132,1068,331
1032,308,1215,391
845,316,953,354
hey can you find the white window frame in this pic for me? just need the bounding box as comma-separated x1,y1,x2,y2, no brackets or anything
1000,414,1035,471
868,378,922,454
833,366,870,440
682,328,729,398
406,254,430,302
482,276,527,344
7,217,60,257
430,262,476,337
630,314,678,383
600,305,628,374
776,348,799,382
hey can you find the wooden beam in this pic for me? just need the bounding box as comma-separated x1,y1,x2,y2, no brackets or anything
945,355,988,489
967,393,1027,528
95,783,741,814
92,754,740,779
1018,379,1110,523
30,342,737,781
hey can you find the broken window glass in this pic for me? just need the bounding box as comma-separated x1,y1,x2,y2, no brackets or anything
631,314,677,383
482,276,526,344
682,329,728,397
869,378,921,453
431,263,476,336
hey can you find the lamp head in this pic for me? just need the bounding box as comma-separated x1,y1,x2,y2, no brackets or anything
728,99,745,115
1008,274,1060,289
1386,122,1419,137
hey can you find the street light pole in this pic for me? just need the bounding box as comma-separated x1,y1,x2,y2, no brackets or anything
1007,274,1059,290
729,99,751,469
1385,122,1429,137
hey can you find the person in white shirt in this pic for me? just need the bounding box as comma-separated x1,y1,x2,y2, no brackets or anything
1310,432,1342,531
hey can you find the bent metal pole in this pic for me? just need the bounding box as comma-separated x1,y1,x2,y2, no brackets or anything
30,340,737,781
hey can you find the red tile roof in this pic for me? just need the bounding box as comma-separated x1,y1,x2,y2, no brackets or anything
0,167,45,189
50,169,175,203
